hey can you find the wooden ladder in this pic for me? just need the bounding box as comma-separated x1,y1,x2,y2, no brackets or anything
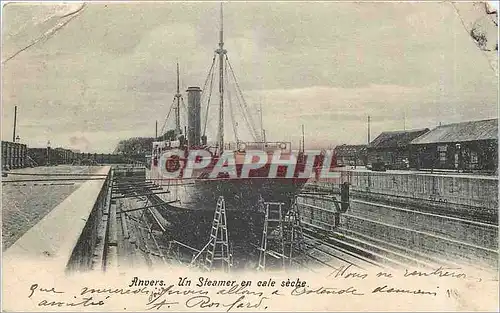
258,201,287,271
204,196,231,272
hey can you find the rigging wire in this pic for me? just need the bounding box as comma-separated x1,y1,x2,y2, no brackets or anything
200,55,217,103
180,97,188,131
159,60,207,139
225,57,254,142
202,57,217,137
226,56,261,140
225,55,260,141
225,59,239,143
228,65,258,141
159,98,176,137
199,54,217,114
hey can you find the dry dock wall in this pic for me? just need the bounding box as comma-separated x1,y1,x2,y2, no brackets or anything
298,170,498,269
3,167,111,272
344,200,498,268
344,171,498,214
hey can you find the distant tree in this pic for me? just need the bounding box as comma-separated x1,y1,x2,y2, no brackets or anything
114,137,153,155
113,129,178,155
157,129,176,141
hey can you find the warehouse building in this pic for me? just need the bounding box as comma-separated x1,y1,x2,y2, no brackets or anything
410,118,498,173
367,128,430,170
334,144,367,166
1,141,28,169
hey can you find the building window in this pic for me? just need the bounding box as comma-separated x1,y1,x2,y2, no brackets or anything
470,150,478,165
437,145,447,163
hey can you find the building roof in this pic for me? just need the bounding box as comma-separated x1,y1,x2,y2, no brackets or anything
368,128,430,149
334,144,367,156
411,118,498,145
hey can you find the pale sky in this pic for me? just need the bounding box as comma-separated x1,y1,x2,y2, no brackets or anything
2,1,498,152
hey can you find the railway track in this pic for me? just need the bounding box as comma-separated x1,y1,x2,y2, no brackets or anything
290,226,419,275
297,185,498,273
343,198,498,265
301,231,381,270
301,225,409,270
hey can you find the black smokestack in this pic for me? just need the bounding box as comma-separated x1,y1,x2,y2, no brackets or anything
187,86,202,146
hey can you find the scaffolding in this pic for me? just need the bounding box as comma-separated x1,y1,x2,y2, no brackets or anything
257,199,305,271
188,196,232,272
204,196,232,271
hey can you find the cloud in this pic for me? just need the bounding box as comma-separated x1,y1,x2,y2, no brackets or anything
1,2,497,152
68,135,91,152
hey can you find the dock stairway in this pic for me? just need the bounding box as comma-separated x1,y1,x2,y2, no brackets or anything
257,199,305,271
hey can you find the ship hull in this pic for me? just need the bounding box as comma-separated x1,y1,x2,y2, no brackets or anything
157,205,265,267
149,171,307,262
153,176,307,211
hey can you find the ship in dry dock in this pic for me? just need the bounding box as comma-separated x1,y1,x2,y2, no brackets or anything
147,5,331,256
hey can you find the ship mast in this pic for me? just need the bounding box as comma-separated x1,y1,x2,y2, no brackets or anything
216,3,227,153
259,101,266,142
174,62,182,138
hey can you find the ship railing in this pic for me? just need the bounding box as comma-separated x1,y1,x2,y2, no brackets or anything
232,141,292,153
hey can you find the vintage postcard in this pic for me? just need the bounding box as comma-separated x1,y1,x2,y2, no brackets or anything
1,1,499,312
